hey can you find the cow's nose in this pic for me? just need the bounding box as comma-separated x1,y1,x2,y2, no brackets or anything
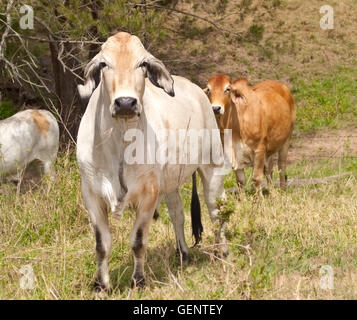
114,97,138,117
212,106,221,114
115,97,137,109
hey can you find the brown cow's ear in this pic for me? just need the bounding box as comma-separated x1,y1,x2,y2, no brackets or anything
231,90,245,104
140,57,175,97
78,54,106,106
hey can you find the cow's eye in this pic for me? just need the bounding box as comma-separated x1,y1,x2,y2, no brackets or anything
224,87,231,94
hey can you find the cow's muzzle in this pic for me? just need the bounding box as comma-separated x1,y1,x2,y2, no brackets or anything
113,97,140,117
212,106,222,115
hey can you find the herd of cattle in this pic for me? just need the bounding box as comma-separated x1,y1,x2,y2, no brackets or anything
0,32,296,292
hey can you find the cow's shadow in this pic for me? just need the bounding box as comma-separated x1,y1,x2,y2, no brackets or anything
0,159,47,194
109,241,213,293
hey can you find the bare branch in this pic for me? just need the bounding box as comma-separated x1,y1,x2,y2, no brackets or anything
131,3,243,38
0,0,14,60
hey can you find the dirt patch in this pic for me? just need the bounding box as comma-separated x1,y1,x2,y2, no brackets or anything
288,127,357,163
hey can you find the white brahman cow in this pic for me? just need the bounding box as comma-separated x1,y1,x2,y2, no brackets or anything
0,109,59,182
77,32,227,291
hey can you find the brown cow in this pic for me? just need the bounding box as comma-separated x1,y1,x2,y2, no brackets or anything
204,74,296,196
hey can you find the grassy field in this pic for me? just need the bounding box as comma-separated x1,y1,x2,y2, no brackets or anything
0,0,356,300
0,151,356,299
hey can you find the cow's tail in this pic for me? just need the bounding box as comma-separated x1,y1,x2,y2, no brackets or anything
191,171,203,246
153,209,159,220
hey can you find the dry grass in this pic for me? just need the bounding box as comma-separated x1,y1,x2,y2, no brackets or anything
0,152,356,299
0,0,356,300
160,0,357,86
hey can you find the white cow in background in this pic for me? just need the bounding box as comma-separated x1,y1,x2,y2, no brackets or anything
0,109,59,181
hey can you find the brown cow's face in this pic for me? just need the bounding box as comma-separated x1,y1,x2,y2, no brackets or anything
78,32,174,119
203,74,232,115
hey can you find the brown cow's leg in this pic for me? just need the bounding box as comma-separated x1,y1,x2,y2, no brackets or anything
234,169,246,196
278,138,290,190
264,156,274,189
253,146,266,198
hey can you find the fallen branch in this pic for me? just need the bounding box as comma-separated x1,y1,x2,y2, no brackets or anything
284,172,354,186
227,172,355,193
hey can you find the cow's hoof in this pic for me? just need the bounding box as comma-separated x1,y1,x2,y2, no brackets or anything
94,281,111,298
214,248,229,259
131,276,146,289
176,248,190,264
94,289,109,300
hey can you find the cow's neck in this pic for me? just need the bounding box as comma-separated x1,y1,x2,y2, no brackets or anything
222,99,242,140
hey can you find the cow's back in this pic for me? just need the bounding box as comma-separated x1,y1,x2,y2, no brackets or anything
0,109,59,175
251,80,295,153
143,76,217,131
253,80,295,122
136,75,222,191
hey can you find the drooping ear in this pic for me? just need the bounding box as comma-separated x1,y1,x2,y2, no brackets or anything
140,57,175,97
78,54,107,106
203,87,210,96
231,78,250,104
230,89,246,105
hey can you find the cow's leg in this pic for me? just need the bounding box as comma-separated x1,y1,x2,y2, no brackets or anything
234,169,246,195
82,184,111,291
278,138,290,190
264,155,274,189
197,166,228,256
252,145,266,197
42,160,56,180
164,190,189,263
37,151,56,180
130,191,158,289
153,194,163,220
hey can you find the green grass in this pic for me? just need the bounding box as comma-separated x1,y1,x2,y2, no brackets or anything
292,66,357,132
0,152,356,299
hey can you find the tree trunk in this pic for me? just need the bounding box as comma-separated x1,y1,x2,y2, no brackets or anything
49,40,83,143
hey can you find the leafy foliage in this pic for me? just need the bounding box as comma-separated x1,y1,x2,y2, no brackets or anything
0,101,16,120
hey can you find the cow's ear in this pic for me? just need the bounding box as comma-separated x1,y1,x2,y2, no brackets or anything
231,89,246,104
203,87,210,96
140,57,175,97
78,55,106,106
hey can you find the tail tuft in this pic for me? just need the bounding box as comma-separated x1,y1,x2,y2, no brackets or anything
191,172,203,246
153,209,159,220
